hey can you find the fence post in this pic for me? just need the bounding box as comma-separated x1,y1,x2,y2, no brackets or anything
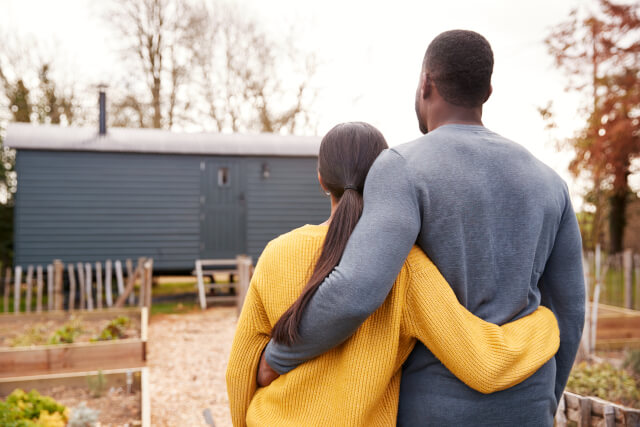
36,266,43,313
77,262,86,309
53,260,64,311
236,255,252,316
96,262,103,309
144,259,153,308
13,266,22,314
114,258,143,308
126,259,137,306
85,263,94,311
580,253,591,358
47,265,54,310
3,267,11,314
590,246,602,354
25,266,33,313
105,260,113,307
139,260,146,308
115,260,125,296
67,264,76,311
635,254,640,311
624,249,633,309
196,260,207,310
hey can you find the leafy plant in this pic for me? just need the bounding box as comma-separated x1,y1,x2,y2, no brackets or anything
567,362,640,407
0,400,27,426
0,389,68,427
48,320,82,345
10,325,48,347
68,402,99,427
625,350,640,380
86,371,107,398
92,316,131,342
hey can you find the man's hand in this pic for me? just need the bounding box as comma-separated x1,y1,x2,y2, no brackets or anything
257,349,280,387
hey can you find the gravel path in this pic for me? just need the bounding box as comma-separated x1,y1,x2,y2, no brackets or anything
148,307,237,427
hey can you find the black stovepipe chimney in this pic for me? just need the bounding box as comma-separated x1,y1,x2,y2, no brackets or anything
98,86,107,136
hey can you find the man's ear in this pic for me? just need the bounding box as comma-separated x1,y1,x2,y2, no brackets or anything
484,84,493,103
422,72,432,100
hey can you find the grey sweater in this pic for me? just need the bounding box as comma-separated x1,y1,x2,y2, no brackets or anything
264,124,585,426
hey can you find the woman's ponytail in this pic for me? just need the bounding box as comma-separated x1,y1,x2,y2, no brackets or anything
271,122,388,346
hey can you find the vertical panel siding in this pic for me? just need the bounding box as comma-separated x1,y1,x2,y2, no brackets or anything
15,151,327,271
15,150,202,270
246,157,329,261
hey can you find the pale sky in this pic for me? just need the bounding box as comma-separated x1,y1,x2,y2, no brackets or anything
1,0,591,201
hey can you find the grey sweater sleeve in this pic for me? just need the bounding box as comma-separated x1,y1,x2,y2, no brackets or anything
538,186,585,403
264,149,422,374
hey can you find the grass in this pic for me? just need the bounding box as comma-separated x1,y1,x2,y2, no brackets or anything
150,301,198,315
589,267,640,310
151,281,197,297
0,295,50,314
1,276,234,316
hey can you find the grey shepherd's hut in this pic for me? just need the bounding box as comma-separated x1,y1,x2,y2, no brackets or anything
6,123,328,272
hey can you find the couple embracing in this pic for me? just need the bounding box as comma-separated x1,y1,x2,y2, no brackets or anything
226,30,585,427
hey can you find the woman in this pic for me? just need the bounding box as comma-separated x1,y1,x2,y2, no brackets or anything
226,122,559,427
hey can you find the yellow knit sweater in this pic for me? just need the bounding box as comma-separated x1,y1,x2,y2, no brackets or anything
226,225,559,427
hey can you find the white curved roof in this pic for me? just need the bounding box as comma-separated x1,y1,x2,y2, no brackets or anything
5,123,321,157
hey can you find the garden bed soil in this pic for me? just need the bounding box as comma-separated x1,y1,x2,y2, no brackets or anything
0,367,148,427
39,385,141,426
0,313,141,347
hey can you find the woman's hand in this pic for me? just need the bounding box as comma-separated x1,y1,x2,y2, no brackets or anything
257,349,280,387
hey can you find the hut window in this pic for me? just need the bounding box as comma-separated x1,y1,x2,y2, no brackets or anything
218,167,230,187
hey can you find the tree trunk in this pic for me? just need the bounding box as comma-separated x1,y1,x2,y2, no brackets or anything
609,190,627,253
152,77,162,129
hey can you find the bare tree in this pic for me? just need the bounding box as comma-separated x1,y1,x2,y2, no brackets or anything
195,3,318,134
105,0,318,133
0,33,80,126
105,0,208,129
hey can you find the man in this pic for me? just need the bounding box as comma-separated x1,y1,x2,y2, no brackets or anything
260,30,585,426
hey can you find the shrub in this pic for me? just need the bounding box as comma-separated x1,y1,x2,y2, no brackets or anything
67,402,99,427
86,371,107,398
0,389,68,427
625,350,640,379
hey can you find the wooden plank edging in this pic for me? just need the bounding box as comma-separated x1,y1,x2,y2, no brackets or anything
557,391,640,426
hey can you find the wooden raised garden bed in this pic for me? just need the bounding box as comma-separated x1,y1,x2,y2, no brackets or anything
595,304,640,350
0,367,150,427
556,391,640,426
0,307,147,378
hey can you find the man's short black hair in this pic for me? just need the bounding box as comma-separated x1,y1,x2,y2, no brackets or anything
423,30,494,108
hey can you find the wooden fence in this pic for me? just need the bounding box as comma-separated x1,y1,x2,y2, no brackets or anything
0,257,153,313
584,247,640,311
194,255,253,313
581,246,640,356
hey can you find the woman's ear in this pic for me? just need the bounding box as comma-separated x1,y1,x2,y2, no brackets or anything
318,171,329,194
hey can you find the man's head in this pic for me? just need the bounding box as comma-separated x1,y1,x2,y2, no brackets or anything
415,30,494,134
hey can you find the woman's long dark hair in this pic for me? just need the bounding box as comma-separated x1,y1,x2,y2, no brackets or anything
271,122,388,345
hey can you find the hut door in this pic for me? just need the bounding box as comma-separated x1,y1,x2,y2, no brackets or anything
200,160,247,259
